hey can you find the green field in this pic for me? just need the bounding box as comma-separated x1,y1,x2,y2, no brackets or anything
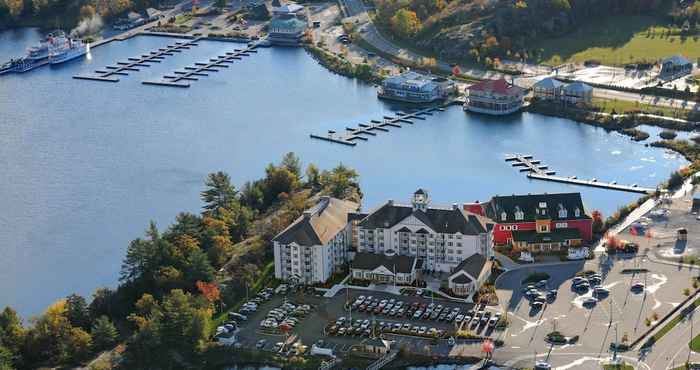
536,16,700,66
690,332,700,352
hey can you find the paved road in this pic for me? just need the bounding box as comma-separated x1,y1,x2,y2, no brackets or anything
594,88,700,112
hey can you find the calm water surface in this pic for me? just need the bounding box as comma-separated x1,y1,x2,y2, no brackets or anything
0,28,687,316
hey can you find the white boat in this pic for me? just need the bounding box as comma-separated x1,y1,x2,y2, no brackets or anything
49,32,87,65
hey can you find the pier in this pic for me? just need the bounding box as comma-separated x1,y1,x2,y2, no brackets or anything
506,154,657,194
142,43,259,88
310,106,444,146
72,39,202,82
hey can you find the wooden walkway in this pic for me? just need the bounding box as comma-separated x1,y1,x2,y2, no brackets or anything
310,106,446,146
72,39,202,82
506,154,656,194
142,43,259,88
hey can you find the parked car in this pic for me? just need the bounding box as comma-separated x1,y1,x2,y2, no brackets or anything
256,339,267,349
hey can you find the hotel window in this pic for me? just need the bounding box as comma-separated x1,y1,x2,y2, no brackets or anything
575,207,581,217
447,242,453,246
457,250,463,254
558,204,568,219
501,212,507,221
448,249,454,254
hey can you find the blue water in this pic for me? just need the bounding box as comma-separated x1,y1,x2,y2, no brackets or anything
0,28,687,316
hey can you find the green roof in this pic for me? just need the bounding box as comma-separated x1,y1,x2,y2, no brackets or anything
512,228,581,244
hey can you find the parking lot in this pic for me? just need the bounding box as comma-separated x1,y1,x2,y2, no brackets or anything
228,284,514,358
495,254,696,359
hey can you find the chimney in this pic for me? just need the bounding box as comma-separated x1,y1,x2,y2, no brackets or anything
388,199,394,206
452,203,459,210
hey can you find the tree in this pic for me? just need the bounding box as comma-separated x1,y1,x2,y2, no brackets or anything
65,294,91,330
591,210,603,234
88,288,116,321
281,152,302,178
264,164,299,205
390,9,421,38
186,249,215,283
91,316,118,351
0,346,14,370
305,164,321,189
201,172,237,214
320,163,360,199
65,327,92,363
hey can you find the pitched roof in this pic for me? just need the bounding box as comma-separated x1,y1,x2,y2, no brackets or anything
351,252,415,274
451,253,487,281
273,197,359,246
563,82,593,93
663,55,691,66
512,228,582,243
451,274,472,284
533,77,565,90
357,202,488,235
484,193,590,223
468,78,524,96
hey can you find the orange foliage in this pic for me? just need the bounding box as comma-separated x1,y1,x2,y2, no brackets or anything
196,281,221,302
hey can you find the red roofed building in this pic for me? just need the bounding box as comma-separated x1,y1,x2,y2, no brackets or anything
464,78,525,115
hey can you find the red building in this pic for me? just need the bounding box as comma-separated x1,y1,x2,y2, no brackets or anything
474,193,592,251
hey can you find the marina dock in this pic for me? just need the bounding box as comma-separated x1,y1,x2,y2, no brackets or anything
142,43,259,88
310,106,445,146
506,154,657,194
72,39,202,82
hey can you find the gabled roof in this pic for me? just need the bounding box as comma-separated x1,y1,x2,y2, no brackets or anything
451,253,487,282
351,252,415,274
533,77,565,90
563,82,593,93
451,274,472,284
485,193,590,223
512,227,582,243
663,55,691,66
273,197,359,246
357,202,488,235
468,78,524,96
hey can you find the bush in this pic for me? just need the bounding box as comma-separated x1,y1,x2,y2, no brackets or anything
660,130,678,140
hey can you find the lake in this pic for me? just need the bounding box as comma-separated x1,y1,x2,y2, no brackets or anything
0,28,687,316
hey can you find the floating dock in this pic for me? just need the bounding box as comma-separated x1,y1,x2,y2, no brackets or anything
72,39,202,82
310,106,444,146
506,154,656,194
142,42,260,87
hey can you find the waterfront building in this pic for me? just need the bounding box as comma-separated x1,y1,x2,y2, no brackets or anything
660,55,693,80
561,82,593,105
273,196,359,284
447,253,491,297
350,250,420,284
532,77,565,101
355,189,493,272
268,16,307,45
464,78,525,115
378,71,449,103
481,193,592,251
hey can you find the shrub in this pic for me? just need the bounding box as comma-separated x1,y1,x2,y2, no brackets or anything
660,130,678,140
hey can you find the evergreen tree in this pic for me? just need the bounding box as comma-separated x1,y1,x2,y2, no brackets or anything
201,172,237,214
91,316,118,351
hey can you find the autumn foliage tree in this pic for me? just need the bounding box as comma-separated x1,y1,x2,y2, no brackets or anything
591,210,604,234
390,9,421,38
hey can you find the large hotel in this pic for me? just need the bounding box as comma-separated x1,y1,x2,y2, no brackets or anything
273,189,592,295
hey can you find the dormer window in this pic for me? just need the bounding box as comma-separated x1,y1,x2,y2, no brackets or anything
501,211,507,221
574,207,581,217
558,204,567,219
514,206,524,221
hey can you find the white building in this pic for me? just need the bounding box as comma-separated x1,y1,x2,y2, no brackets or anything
532,77,565,101
464,78,525,115
273,196,359,284
447,253,491,298
378,71,449,103
355,189,493,273
561,82,593,105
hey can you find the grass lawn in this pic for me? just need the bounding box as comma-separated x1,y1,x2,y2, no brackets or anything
536,16,700,65
174,13,194,25
593,98,690,117
603,363,634,370
690,332,700,352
